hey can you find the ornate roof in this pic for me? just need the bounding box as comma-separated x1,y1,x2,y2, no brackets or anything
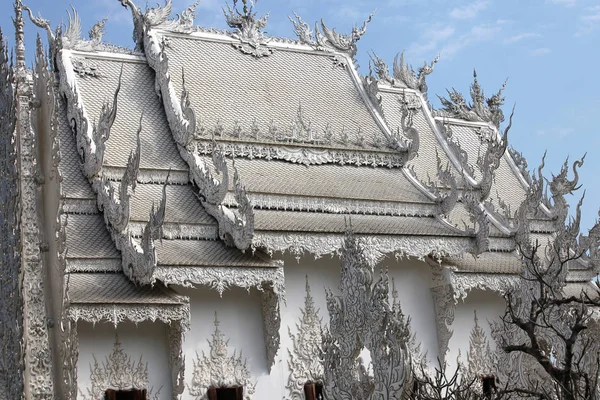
20,0,596,279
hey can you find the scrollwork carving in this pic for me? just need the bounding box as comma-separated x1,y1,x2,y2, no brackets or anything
223,0,273,57
393,51,439,97
261,284,281,373
168,320,185,400
79,337,160,400
188,313,255,400
437,70,507,128
289,11,374,61
286,277,323,400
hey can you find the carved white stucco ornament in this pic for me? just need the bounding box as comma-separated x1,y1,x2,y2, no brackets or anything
223,0,273,57
80,337,160,400
0,23,25,400
289,11,374,62
189,312,255,400
286,277,324,400
322,228,423,399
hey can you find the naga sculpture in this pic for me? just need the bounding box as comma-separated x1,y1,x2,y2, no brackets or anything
393,51,439,96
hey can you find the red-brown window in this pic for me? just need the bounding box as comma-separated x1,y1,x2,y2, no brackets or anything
104,389,147,400
304,381,324,400
481,375,497,399
207,386,244,400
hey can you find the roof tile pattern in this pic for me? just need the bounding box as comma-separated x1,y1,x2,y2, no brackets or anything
73,57,186,171
165,36,388,147
67,272,185,304
155,239,271,267
205,157,432,204
57,97,95,200
442,251,522,273
253,210,466,236
65,214,120,259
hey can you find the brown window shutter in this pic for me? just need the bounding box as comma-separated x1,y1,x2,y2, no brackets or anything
105,389,117,400
208,387,218,400
134,388,147,400
304,382,316,400
235,385,243,400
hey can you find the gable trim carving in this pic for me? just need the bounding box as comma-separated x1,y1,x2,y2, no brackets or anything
188,313,256,400
68,303,190,330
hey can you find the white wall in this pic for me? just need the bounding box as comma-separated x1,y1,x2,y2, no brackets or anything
77,321,172,399
163,255,506,399
446,289,505,372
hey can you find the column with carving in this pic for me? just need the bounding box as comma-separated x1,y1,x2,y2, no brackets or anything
14,1,54,396
168,320,185,400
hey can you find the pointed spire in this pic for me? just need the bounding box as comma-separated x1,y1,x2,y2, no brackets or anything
13,0,25,72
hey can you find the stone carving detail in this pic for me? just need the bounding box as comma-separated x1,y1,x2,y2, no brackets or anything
168,320,186,400
59,276,79,400
430,265,517,358
252,231,499,261
195,138,407,167
322,229,420,399
223,0,273,57
289,11,374,61
80,338,159,400
261,285,281,373
286,277,324,400
140,27,255,250
119,0,173,50
189,313,256,400
0,26,24,400
68,301,190,330
14,7,55,396
545,154,585,230
159,1,200,33
228,192,436,218
508,146,532,186
437,70,507,128
153,264,285,298
71,57,104,78
393,51,439,96
467,311,495,378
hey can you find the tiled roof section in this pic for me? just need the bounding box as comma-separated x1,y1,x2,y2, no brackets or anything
442,251,523,273
57,97,95,200
67,272,185,304
253,210,466,236
154,239,271,267
117,182,215,225
380,91,460,187
72,56,186,171
443,123,487,181
203,157,433,204
165,35,388,148
65,214,120,259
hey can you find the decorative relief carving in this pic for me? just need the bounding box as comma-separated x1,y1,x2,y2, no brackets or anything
0,26,24,400
467,311,495,378
168,320,186,400
286,277,323,400
261,284,281,373
223,0,273,57
436,70,507,128
153,264,285,298
68,302,190,330
80,337,160,400
188,313,255,400
252,231,488,262
289,11,374,61
393,51,439,96
224,192,437,218
14,8,55,396
71,57,104,78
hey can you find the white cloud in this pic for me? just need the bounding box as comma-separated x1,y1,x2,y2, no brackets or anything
405,24,455,58
441,22,501,58
547,0,576,7
504,32,541,44
536,127,574,138
529,47,551,56
449,0,490,20
576,6,600,36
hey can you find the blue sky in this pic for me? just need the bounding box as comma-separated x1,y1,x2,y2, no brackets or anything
2,0,599,231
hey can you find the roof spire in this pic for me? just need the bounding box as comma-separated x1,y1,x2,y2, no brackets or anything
13,0,25,72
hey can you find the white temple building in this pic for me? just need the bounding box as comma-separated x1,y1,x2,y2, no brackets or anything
1,0,598,399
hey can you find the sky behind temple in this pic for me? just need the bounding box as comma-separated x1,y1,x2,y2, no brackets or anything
2,0,599,231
